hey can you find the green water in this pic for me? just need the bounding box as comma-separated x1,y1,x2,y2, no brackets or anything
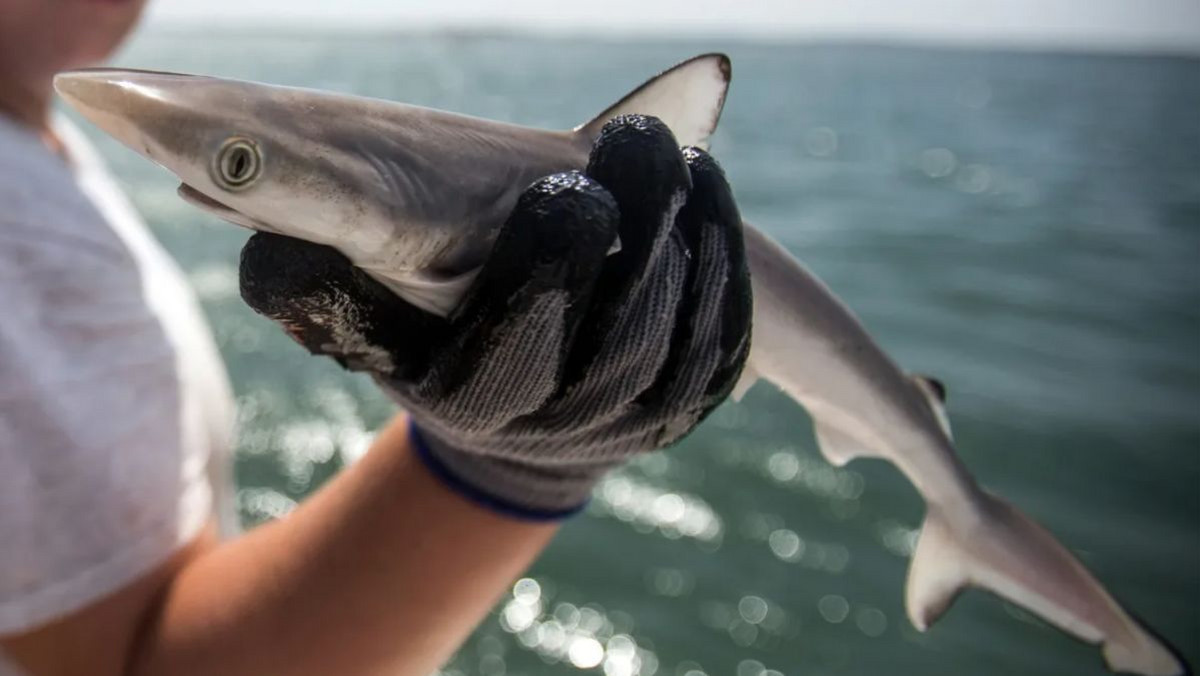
89,30,1199,676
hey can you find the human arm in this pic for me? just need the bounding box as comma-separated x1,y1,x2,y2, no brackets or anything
3,414,557,676
130,412,558,676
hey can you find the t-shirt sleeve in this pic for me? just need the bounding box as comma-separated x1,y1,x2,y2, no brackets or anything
0,144,215,634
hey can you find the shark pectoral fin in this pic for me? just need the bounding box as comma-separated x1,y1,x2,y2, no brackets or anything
574,53,731,150
911,373,952,439
908,499,1188,676
368,266,481,317
812,419,875,467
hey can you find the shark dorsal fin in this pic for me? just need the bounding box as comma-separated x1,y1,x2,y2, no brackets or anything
574,53,731,151
912,374,946,402
911,374,952,439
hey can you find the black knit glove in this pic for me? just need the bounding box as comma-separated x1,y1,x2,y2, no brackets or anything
239,115,751,518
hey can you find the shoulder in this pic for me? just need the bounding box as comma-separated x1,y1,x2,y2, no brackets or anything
0,118,170,387
0,116,218,635
0,117,136,286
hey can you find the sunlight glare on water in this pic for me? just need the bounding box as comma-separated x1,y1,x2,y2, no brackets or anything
498,578,660,676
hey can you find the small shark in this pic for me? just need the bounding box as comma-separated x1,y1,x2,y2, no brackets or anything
54,55,1187,675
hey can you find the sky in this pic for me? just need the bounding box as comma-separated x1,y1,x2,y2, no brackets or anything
143,0,1200,53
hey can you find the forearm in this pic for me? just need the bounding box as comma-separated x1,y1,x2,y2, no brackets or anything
129,413,558,676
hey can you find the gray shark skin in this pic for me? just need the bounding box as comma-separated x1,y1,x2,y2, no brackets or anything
54,55,1186,675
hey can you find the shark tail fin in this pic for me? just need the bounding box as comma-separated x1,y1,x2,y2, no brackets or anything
574,53,731,150
907,496,1188,676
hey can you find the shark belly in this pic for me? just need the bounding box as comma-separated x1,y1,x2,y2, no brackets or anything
739,223,980,506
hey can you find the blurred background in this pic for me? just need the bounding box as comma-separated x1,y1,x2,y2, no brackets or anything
78,1,1199,674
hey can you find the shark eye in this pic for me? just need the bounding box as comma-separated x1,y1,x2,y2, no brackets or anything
213,137,261,190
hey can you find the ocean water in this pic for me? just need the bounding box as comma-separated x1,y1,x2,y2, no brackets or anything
86,30,1199,676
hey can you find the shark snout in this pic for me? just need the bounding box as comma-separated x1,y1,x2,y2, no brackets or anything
55,69,132,110
54,68,197,106
54,69,207,164
56,70,157,158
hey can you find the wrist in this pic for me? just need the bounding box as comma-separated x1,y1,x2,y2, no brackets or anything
407,420,598,522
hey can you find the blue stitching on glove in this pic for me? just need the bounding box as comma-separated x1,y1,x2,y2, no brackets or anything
407,419,589,522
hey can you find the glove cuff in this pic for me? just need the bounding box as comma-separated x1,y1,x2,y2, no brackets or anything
408,420,601,521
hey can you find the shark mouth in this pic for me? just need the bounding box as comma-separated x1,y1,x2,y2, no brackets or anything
177,183,278,233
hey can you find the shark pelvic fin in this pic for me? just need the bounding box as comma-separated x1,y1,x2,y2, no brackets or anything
813,420,875,467
574,53,731,150
907,499,1188,676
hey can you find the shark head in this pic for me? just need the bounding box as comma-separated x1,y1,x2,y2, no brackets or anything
54,55,731,314
54,69,480,291
55,70,356,232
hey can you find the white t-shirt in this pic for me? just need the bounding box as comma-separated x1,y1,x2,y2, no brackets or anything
0,114,236,650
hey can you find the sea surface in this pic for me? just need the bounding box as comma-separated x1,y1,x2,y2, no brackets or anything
84,29,1199,676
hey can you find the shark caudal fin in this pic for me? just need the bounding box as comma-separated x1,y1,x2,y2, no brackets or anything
907,495,1188,675
574,53,731,150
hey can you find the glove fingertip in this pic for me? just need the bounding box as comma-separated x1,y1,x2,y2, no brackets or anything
681,146,725,179
519,172,620,247
678,146,741,229
587,114,692,213
483,171,619,300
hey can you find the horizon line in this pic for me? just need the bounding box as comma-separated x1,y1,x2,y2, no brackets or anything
135,21,1200,58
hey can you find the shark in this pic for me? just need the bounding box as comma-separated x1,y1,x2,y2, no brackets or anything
53,54,1187,675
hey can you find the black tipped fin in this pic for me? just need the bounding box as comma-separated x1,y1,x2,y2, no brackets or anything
913,374,947,402
574,53,731,151
911,373,951,439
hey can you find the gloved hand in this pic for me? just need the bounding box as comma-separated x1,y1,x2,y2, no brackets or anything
239,115,752,519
